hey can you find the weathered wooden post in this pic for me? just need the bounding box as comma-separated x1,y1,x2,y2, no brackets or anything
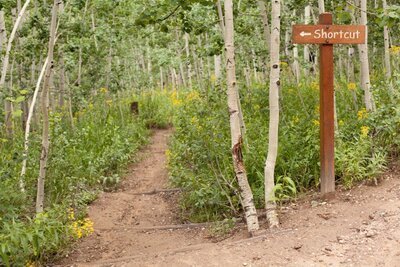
292,13,366,194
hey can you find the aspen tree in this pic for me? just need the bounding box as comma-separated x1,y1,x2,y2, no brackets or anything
215,0,225,81
224,0,259,235
264,0,280,228
184,32,193,89
318,0,325,13
0,11,13,137
0,12,5,53
291,10,300,83
258,0,270,52
303,4,311,74
358,0,375,111
382,0,393,92
36,0,59,213
0,0,31,90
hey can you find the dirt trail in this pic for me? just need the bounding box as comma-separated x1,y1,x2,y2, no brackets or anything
56,129,210,266
57,129,400,266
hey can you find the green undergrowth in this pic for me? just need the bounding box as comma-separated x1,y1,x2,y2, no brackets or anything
168,74,399,222
0,89,172,265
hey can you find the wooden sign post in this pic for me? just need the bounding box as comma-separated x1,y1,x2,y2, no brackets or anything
292,13,366,194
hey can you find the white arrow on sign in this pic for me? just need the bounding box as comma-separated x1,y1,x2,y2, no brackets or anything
300,31,312,37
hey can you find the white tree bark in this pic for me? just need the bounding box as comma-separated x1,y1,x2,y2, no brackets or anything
0,11,6,53
0,11,13,137
291,10,300,83
358,0,374,111
217,0,225,37
224,0,259,236
258,0,270,52
0,0,31,93
383,0,393,92
184,32,192,89
251,49,258,83
36,0,59,213
214,54,222,80
303,5,311,65
264,0,280,228
20,58,49,190
160,66,164,90
318,0,325,13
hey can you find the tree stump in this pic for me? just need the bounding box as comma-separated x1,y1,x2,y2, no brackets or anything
131,101,139,115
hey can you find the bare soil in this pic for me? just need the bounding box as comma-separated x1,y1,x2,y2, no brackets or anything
55,129,400,266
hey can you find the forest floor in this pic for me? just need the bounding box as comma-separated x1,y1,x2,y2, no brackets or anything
55,128,400,267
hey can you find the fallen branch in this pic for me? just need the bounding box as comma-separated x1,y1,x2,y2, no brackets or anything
97,222,213,232
132,188,181,195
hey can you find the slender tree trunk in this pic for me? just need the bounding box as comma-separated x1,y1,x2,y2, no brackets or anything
1,12,12,137
0,11,6,55
382,0,393,93
4,56,14,137
91,10,98,51
264,0,280,229
106,45,113,89
20,58,49,188
318,0,325,13
358,0,374,111
160,66,164,90
216,0,225,36
184,33,192,89
258,0,270,52
171,67,177,89
251,49,258,83
66,73,74,128
0,0,31,93
77,46,82,86
291,10,300,83
347,47,358,110
224,0,259,236
146,45,153,87
59,54,65,107
303,4,311,74
214,54,222,80
36,0,58,213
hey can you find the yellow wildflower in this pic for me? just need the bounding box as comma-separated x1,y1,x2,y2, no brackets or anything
99,88,108,93
186,91,200,102
172,98,182,106
71,218,94,239
390,46,400,55
190,116,199,125
315,105,320,115
357,108,368,120
25,261,38,267
210,74,217,83
347,82,356,91
313,119,320,126
68,208,75,220
311,81,319,91
280,61,288,67
339,120,344,126
106,99,113,106
360,126,370,137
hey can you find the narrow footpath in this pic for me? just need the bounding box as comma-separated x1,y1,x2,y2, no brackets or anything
56,129,211,266
56,128,400,266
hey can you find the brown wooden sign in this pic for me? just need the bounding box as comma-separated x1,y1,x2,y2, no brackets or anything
291,13,366,194
292,25,366,44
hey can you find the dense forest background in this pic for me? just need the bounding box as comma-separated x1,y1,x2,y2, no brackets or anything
0,0,400,264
